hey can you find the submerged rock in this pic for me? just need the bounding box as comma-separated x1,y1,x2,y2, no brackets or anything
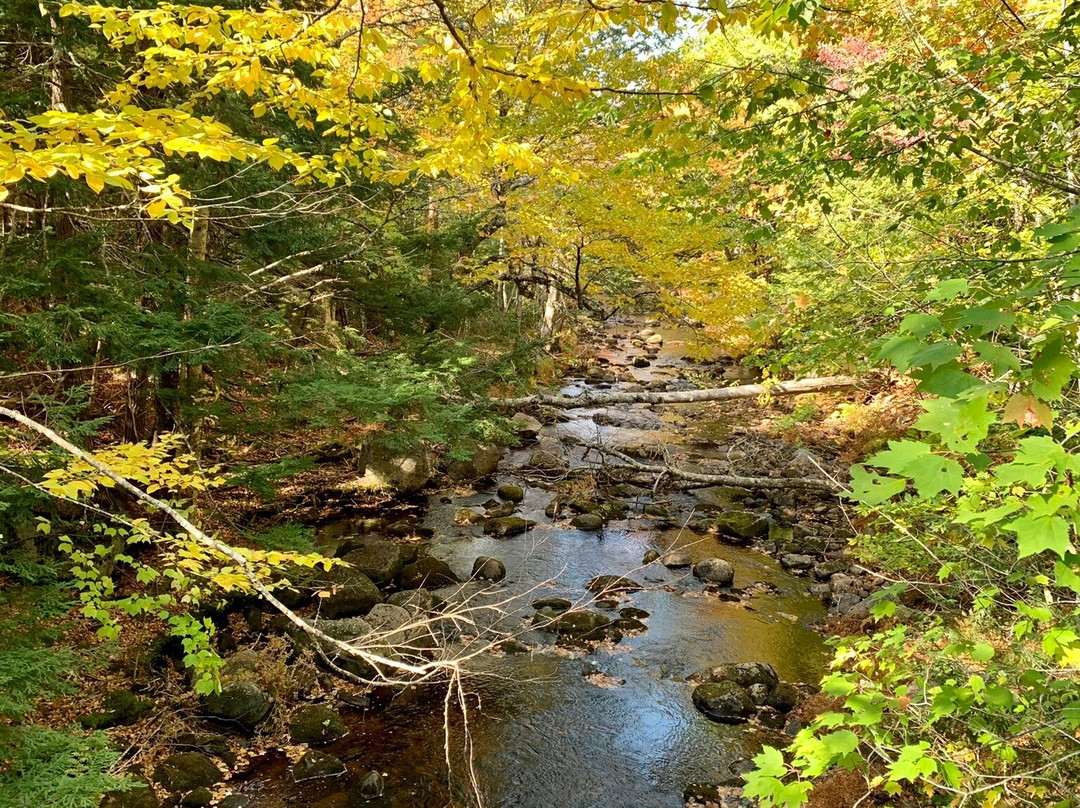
526,450,566,472
552,610,612,639
293,750,347,782
484,516,535,537
532,597,573,612
692,681,756,724
453,507,486,526
359,770,385,799
484,501,517,518
586,575,643,595
693,558,735,586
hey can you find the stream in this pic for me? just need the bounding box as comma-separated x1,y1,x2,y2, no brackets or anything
237,319,832,808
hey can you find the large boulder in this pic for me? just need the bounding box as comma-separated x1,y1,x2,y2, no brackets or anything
693,558,735,586
780,553,815,571
387,589,437,612
308,617,374,680
692,681,756,724
289,704,347,746
446,445,502,481
314,567,383,619
357,443,432,494
153,753,223,793
397,557,459,590
690,662,779,691
201,682,274,731
510,412,542,441
364,603,413,634
339,542,404,585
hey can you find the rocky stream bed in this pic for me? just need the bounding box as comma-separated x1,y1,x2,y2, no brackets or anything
106,319,884,808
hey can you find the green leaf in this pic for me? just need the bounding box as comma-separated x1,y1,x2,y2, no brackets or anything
751,746,788,779
898,313,943,338
925,278,968,301
973,340,1020,374
915,393,994,453
1004,512,1072,559
1054,557,1080,593
848,466,907,506
908,340,962,370
869,440,963,498
1030,336,1074,401
970,643,995,661
889,743,937,783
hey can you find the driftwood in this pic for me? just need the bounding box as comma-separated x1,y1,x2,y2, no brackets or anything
581,441,842,492
498,375,859,409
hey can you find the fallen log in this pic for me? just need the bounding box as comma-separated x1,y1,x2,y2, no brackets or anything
582,441,843,492
498,375,859,409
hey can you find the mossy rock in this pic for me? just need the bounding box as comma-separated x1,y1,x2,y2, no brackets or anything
101,782,160,808
152,753,223,794
397,557,459,590
483,516,535,538
496,484,525,502
201,681,274,732
691,681,756,724
289,704,347,746
551,610,612,639
714,511,770,541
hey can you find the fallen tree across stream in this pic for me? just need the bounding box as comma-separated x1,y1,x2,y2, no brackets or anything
497,375,860,409
580,441,844,492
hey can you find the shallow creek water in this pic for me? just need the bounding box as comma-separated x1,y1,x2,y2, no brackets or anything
240,321,830,808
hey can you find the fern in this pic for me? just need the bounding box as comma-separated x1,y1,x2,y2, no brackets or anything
0,727,128,808
244,523,316,553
